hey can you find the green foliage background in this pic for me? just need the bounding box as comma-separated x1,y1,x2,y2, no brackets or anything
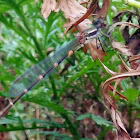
0,0,139,139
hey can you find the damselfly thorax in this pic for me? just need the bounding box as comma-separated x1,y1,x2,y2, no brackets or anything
92,19,110,51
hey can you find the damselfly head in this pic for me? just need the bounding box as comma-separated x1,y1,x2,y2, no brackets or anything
93,19,107,29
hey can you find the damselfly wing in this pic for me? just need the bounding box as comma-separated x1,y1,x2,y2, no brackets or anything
9,27,98,98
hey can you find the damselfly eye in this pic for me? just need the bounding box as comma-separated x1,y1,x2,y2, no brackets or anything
93,19,107,29
93,20,102,29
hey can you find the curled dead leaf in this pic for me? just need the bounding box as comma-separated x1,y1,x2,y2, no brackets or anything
118,55,133,72
102,71,140,140
99,59,117,76
108,85,128,100
111,41,132,56
113,10,137,23
55,0,92,33
127,29,140,55
55,0,87,17
65,0,98,31
66,0,110,32
41,0,56,19
108,22,140,34
95,0,110,19
129,55,140,71
103,71,140,91
78,0,89,4
100,54,140,139
129,55,140,62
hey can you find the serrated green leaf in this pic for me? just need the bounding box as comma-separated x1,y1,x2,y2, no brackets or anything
123,88,139,102
76,113,113,127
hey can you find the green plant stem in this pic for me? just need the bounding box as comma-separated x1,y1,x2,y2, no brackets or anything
49,76,58,101
61,113,81,139
125,0,140,8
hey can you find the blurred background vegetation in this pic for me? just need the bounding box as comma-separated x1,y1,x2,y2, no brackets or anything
0,0,139,139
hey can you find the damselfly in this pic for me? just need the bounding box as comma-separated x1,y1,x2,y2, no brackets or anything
0,20,110,117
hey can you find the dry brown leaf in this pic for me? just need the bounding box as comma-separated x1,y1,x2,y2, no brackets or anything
64,0,98,32
101,55,140,139
129,55,140,62
78,0,89,4
95,0,110,19
55,0,87,17
110,107,127,132
55,0,92,32
41,0,56,19
106,93,138,140
101,57,140,140
118,55,133,72
111,41,132,56
85,39,106,61
119,23,129,31
108,22,140,34
113,79,121,96
129,55,140,72
41,0,90,28
108,85,128,100
112,63,126,96
57,0,110,32
99,59,117,75
101,55,139,96
113,10,137,23
127,29,140,55
103,71,140,90
99,59,124,96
